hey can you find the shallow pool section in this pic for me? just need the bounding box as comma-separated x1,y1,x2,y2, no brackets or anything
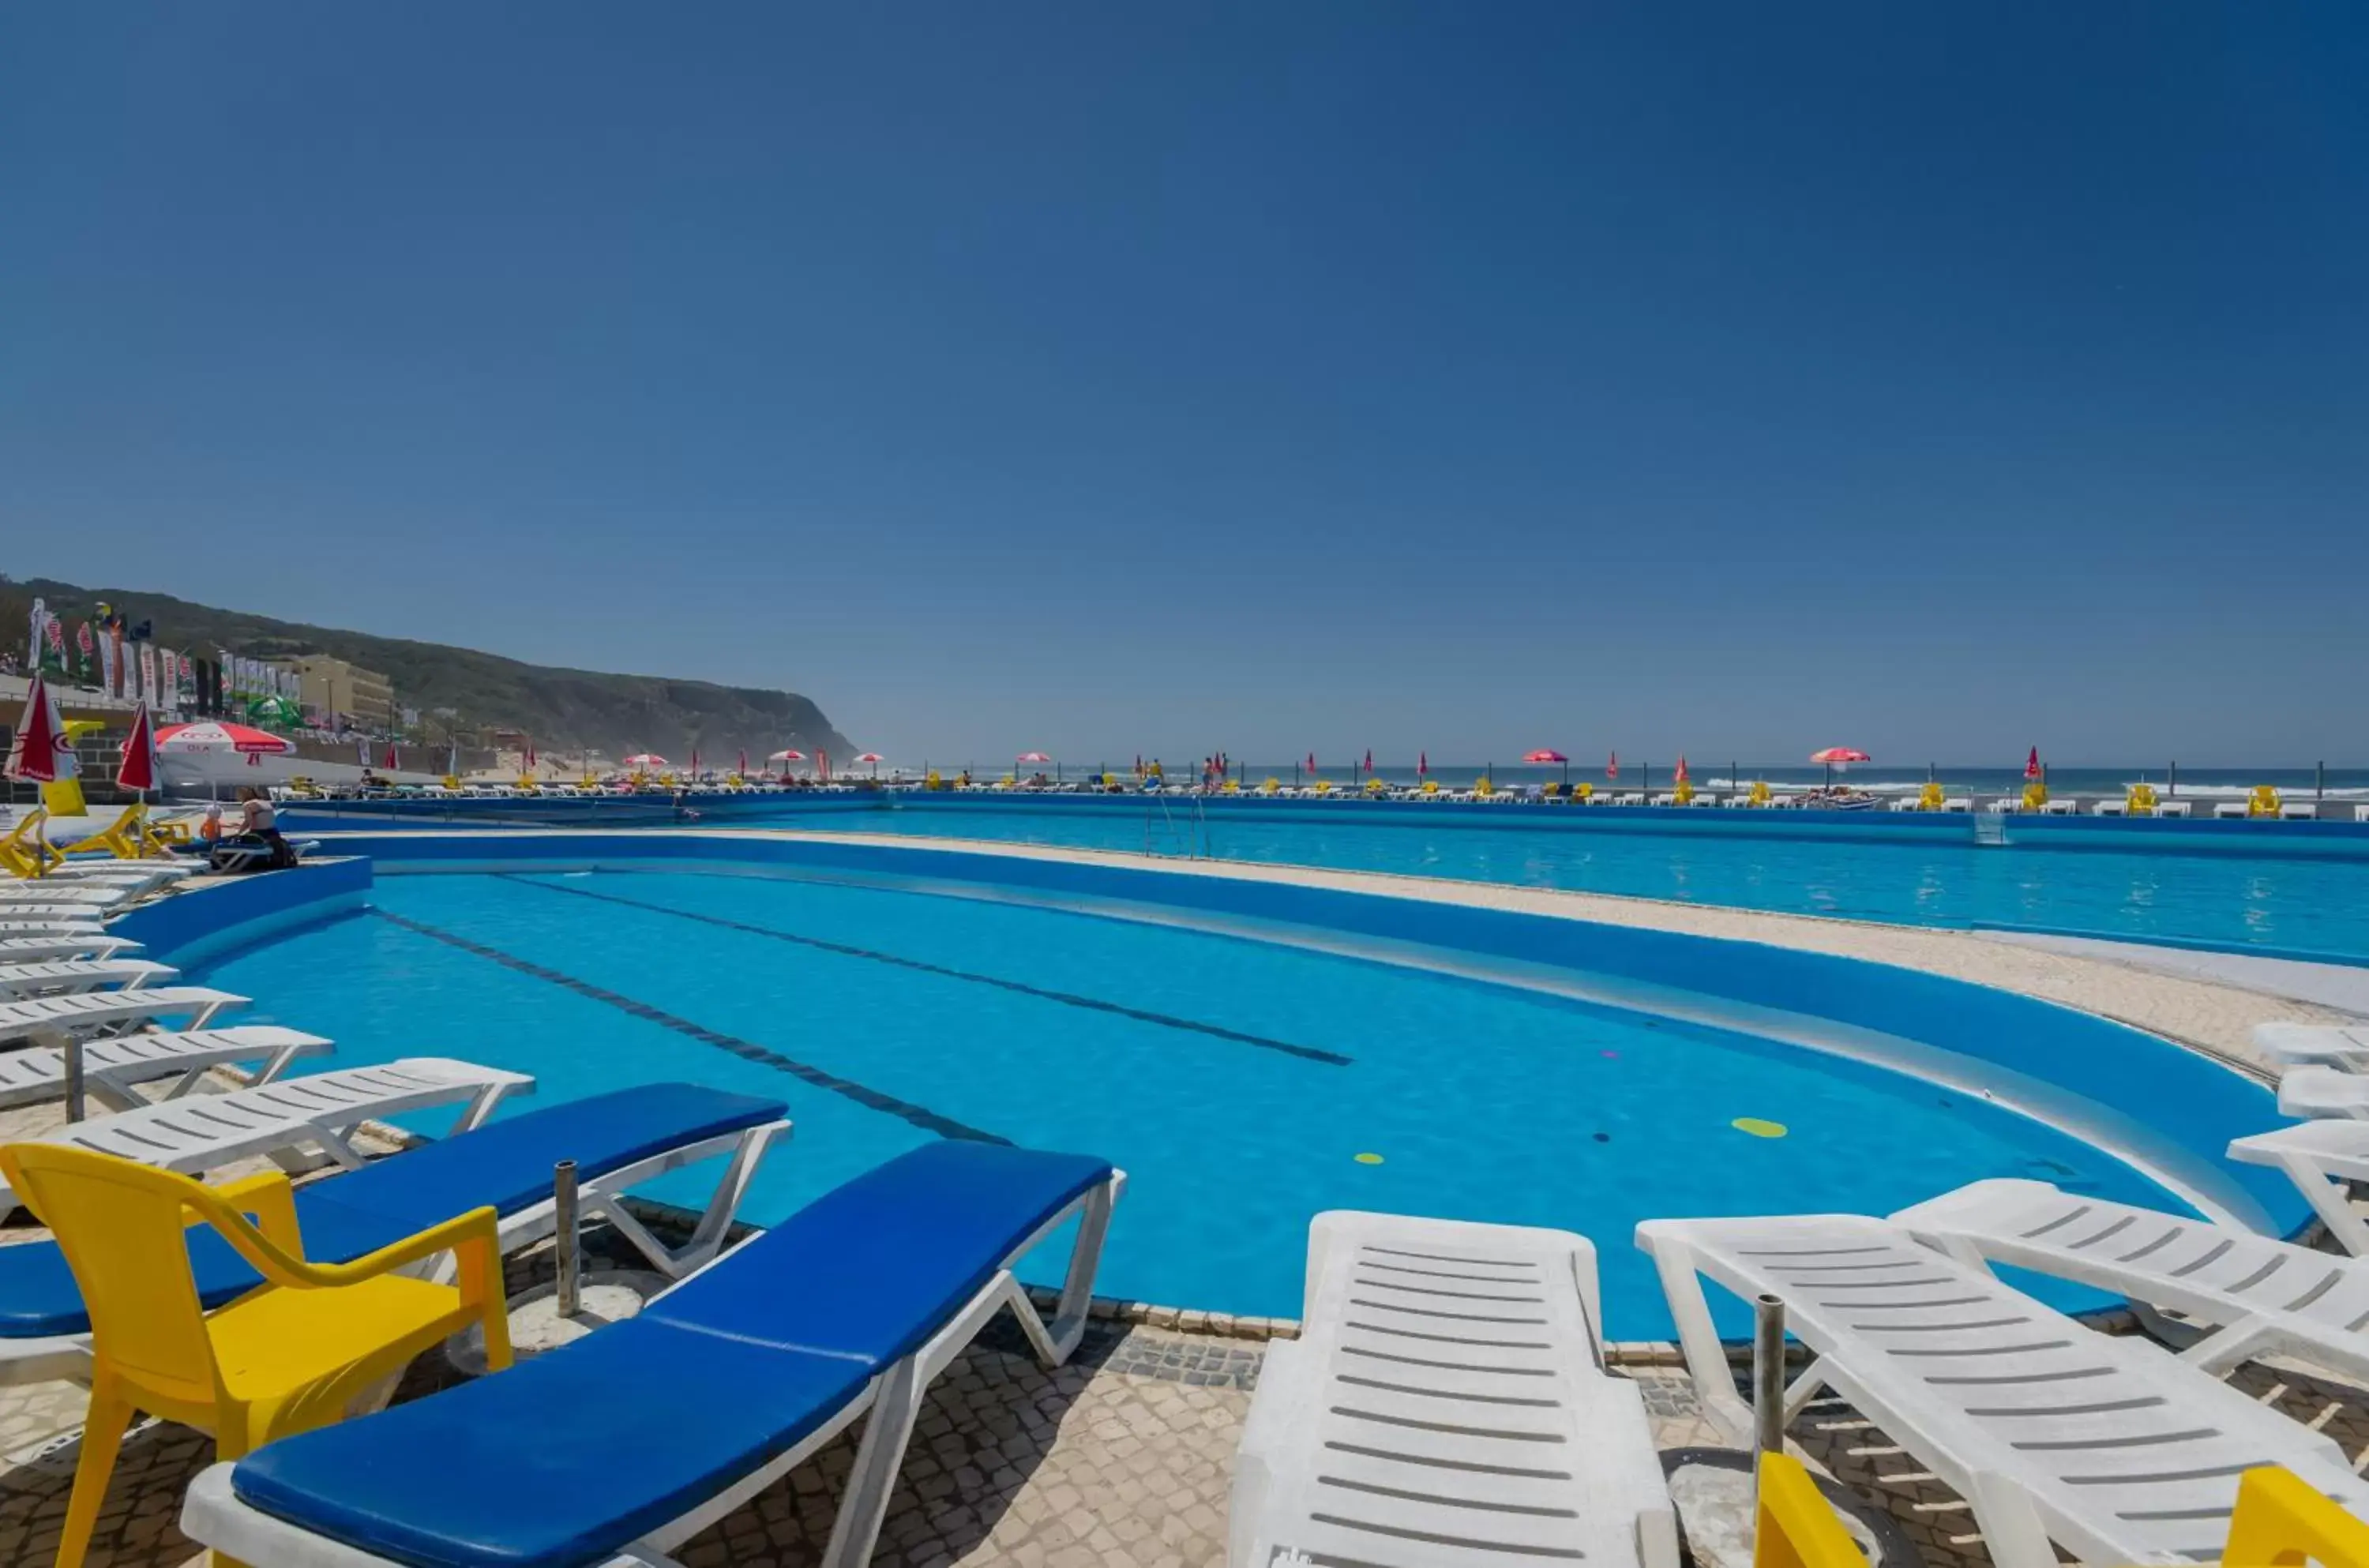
201,868,2247,1335
776,801,2369,962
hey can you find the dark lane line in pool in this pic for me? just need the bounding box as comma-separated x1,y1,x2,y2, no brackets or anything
368,909,1009,1144
497,873,1355,1067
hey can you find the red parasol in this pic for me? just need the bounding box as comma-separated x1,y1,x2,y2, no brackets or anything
2024,746,2041,781
116,700,157,793
4,672,65,783
1606,750,1620,781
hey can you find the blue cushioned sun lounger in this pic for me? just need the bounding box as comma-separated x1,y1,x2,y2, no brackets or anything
183,1140,1124,1568
0,1082,787,1387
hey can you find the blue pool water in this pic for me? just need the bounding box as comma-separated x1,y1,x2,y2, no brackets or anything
771,801,2369,961
201,868,2216,1336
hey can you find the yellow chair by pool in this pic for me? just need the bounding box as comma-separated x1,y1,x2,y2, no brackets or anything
1420,778,1440,796
1755,1452,1867,1568
2223,1463,2369,1568
1916,781,1944,812
2126,782,2159,816
1,807,65,877
0,1143,512,1568
2250,784,2282,818
1475,776,1496,798
61,803,168,862
1748,779,1771,806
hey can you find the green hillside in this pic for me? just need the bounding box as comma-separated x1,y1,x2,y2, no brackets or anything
1,573,856,764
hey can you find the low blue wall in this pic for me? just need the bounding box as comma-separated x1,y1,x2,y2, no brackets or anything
110,857,372,967
325,829,2299,1232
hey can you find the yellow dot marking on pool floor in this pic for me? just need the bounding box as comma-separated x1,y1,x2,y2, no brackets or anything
1353,1152,1385,1165
1731,1117,1789,1138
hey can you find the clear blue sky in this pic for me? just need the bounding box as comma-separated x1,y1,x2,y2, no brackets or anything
4,4,2362,765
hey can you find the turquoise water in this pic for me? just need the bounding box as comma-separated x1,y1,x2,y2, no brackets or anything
202,868,2194,1336
779,801,2369,960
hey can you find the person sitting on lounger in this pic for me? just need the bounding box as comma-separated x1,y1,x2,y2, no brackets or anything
212,786,295,872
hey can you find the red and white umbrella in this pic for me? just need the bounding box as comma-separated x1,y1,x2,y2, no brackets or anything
155,721,294,756
1810,745,1870,787
3,672,70,783
854,752,885,778
621,752,668,769
2023,746,2042,781
1675,755,1691,785
1523,748,1570,786
768,749,806,763
116,700,158,794
1016,751,1053,763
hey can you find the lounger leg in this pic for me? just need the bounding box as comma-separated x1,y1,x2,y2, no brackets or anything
822,1356,925,1568
1965,1470,2058,1568
678,1123,783,1266
2274,1155,2369,1258
1044,1177,1117,1364
1648,1244,1754,1442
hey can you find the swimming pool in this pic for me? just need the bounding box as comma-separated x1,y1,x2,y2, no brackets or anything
192,859,2291,1337
757,798,2369,962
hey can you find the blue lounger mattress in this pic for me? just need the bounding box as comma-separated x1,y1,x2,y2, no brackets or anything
0,1082,787,1340
230,1140,1115,1568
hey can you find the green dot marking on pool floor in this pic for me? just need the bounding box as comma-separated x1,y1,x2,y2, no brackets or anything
1731,1117,1789,1138
1353,1152,1384,1165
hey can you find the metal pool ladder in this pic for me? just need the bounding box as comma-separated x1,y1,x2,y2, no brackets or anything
1143,788,1211,859
1973,812,2010,848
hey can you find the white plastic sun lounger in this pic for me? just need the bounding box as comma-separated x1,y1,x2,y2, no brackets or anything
2281,801,2320,821
2158,800,2193,818
0,1057,535,1217
0,1025,332,1112
2215,801,2251,820
1942,796,1972,812
34,861,201,897
2278,1066,2369,1121
0,986,245,1047
1635,1212,2369,1567
0,905,129,925
1892,1178,2369,1386
1230,1211,1676,1568
0,958,177,998
0,917,107,938
2042,798,2078,815
2228,1122,2369,1258
0,934,143,964
0,883,133,909
2254,1022,2369,1071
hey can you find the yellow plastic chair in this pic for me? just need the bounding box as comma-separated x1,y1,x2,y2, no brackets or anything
0,1143,512,1568
1916,781,1944,812
61,803,154,862
1755,1452,1868,1568
2127,782,2159,816
2,806,64,877
1420,778,1440,796
2223,1464,2369,1567
2250,784,2283,818
1748,779,1771,806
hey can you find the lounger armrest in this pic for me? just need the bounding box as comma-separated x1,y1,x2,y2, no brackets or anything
1229,1337,1311,1568
1594,1376,1681,1568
